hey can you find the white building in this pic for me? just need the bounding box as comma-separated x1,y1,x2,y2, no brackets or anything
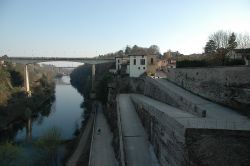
129,55,147,77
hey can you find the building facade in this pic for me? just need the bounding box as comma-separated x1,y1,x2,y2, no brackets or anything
129,55,147,77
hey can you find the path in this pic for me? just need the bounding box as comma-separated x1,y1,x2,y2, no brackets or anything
66,112,94,166
89,102,118,166
118,94,159,166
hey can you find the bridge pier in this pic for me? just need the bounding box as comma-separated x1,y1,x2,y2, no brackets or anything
92,64,96,90
24,65,31,97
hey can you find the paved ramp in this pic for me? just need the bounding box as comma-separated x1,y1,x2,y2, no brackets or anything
134,78,250,130
118,94,159,166
89,102,118,166
155,79,249,121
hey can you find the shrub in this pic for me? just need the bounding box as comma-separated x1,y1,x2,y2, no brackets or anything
33,127,62,166
176,60,208,68
224,59,245,66
0,142,27,166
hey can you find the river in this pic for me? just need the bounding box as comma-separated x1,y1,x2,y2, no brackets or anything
15,76,84,141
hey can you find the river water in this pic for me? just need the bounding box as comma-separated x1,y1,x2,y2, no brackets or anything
15,76,84,141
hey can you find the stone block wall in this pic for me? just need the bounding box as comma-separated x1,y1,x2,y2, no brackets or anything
131,95,250,166
143,77,205,117
186,129,250,166
131,96,187,166
165,66,250,114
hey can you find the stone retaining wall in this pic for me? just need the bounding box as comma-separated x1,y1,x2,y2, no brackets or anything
131,95,250,166
143,77,205,117
165,66,250,114
131,95,187,166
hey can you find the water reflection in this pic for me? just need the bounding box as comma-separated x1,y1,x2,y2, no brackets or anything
0,76,84,142
16,76,84,141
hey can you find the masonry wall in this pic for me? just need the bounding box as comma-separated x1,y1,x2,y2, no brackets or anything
131,95,250,166
131,96,187,166
185,129,250,166
143,77,205,117
165,66,250,114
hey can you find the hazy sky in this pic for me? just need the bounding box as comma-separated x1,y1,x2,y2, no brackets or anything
1,0,250,57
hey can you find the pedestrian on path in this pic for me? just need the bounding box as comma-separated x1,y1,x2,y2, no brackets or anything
97,128,101,135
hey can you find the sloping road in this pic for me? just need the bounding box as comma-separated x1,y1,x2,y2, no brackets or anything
155,78,249,121
89,102,118,166
118,94,159,166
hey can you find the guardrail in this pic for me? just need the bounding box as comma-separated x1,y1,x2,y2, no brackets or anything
116,96,126,166
88,101,98,166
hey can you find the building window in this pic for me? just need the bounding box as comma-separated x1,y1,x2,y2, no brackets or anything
151,58,154,64
143,67,145,69
118,59,120,63
134,59,136,65
138,67,140,69
140,59,145,65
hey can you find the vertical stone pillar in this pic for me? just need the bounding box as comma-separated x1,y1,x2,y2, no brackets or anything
24,64,31,97
92,64,96,90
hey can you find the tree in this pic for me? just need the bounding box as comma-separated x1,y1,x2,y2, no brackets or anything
227,32,237,51
237,32,250,48
125,46,132,55
130,45,146,55
204,40,216,54
209,30,231,49
148,45,160,55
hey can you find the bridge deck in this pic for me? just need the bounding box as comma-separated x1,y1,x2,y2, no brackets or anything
4,57,115,64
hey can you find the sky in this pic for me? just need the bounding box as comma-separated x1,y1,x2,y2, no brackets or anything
1,0,250,57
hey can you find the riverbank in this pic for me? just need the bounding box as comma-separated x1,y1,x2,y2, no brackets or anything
0,63,57,141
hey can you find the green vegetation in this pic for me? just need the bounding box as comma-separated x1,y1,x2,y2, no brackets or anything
0,62,56,139
96,73,113,104
0,142,26,166
70,64,92,97
176,59,208,68
98,44,161,58
176,58,245,68
0,127,62,166
33,127,62,166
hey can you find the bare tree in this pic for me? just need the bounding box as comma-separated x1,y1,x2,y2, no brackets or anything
237,32,250,48
209,30,231,49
